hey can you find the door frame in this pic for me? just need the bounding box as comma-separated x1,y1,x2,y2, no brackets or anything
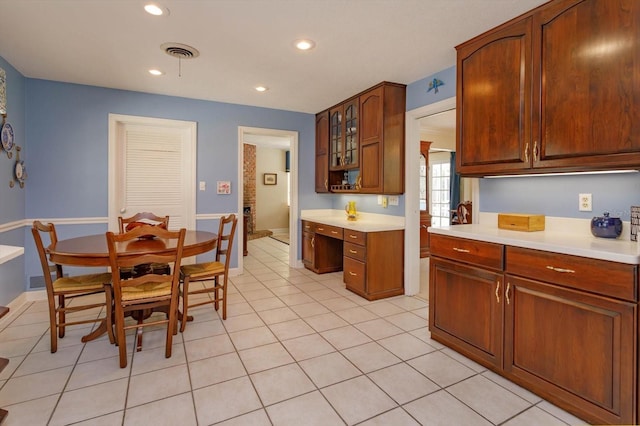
237,126,299,272
107,114,197,232
405,97,456,295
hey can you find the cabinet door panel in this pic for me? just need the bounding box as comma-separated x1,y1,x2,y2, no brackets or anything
534,0,640,170
457,18,532,175
429,257,503,368
315,112,329,193
504,275,636,424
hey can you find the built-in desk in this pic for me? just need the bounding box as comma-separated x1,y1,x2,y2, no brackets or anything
300,210,405,301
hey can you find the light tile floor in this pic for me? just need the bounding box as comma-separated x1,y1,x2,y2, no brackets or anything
0,237,588,425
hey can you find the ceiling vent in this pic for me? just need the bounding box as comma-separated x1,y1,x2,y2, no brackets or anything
161,42,200,59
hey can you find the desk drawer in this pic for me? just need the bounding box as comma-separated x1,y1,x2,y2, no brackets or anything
506,246,637,302
315,224,343,240
344,256,365,290
302,220,316,233
430,234,503,271
344,229,366,246
344,242,366,262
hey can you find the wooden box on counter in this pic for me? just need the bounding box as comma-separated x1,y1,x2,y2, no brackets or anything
498,213,545,232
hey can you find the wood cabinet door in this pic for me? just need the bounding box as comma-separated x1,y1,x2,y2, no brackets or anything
456,17,533,176
315,111,329,193
429,257,503,368
329,105,344,171
504,275,636,425
302,231,315,270
359,86,384,192
533,0,640,171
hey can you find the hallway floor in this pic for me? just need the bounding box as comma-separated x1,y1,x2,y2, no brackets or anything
0,238,586,425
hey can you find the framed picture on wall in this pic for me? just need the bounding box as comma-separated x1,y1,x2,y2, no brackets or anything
264,173,277,185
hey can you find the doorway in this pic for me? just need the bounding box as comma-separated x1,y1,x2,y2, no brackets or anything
107,114,197,233
238,127,299,272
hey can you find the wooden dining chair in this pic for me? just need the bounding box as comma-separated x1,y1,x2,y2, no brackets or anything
179,214,237,330
118,212,171,276
31,221,114,353
105,224,186,368
118,211,169,233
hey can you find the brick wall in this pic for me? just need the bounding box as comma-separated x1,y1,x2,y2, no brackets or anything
243,144,256,233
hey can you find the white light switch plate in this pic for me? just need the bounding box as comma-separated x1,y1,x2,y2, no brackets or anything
199,181,206,191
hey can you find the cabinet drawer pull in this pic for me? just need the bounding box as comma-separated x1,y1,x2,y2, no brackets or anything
331,230,338,234
506,282,511,305
524,142,529,162
534,140,539,162
317,227,324,231
495,280,500,304
304,225,311,229
421,224,428,229
349,234,358,239
311,237,315,248
453,247,470,253
349,271,357,276
349,249,358,254
324,179,328,190
546,266,575,274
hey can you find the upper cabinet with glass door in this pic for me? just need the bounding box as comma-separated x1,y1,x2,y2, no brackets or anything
330,98,359,171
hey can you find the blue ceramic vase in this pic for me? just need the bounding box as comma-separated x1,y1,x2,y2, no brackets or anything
591,212,622,238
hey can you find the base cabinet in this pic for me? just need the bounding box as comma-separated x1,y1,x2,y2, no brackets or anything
343,229,404,300
429,233,638,425
429,257,503,369
504,275,636,425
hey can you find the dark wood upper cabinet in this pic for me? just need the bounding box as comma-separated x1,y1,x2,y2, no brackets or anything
457,0,640,176
315,82,406,194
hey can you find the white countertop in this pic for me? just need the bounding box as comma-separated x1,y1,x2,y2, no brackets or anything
0,245,24,265
429,224,640,265
301,209,405,232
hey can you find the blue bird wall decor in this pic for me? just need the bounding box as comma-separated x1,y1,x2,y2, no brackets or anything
427,78,444,94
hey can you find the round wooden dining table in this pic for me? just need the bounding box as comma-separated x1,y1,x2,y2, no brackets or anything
48,230,218,267
47,230,217,344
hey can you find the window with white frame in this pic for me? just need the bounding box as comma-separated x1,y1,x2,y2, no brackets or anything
430,154,451,226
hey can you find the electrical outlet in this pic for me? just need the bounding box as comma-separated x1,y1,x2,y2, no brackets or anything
199,181,206,191
579,193,592,211
382,196,388,208
377,195,383,205
388,195,399,206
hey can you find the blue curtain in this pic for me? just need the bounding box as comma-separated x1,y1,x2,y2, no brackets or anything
450,152,460,212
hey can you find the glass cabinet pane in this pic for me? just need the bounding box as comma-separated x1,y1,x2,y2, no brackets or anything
330,110,342,168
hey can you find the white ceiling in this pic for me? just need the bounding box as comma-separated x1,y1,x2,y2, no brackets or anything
0,0,547,114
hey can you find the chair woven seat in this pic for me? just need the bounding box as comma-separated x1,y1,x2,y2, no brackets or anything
120,281,172,301
53,273,112,292
180,261,224,278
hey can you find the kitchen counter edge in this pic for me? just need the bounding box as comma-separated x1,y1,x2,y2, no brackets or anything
429,225,640,265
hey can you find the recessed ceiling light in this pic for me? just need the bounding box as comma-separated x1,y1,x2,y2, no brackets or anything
255,86,268,92
148,69,164,76
144,3,169,16
294,39,316,51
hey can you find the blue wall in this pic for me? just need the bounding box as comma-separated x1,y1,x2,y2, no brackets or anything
0,57,26,304
480,173,640,221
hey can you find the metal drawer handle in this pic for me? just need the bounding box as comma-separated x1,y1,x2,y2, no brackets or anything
349,249,358,254
305,225,311,229
495,280,500,304
524,142,529,163
318,227,324,231
421,225,428,229
331,230,338,234
453,247,470,253
546,266,576,274
349,234,358,239
311,237,314,248
349,271,357,276
506,282,511,305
